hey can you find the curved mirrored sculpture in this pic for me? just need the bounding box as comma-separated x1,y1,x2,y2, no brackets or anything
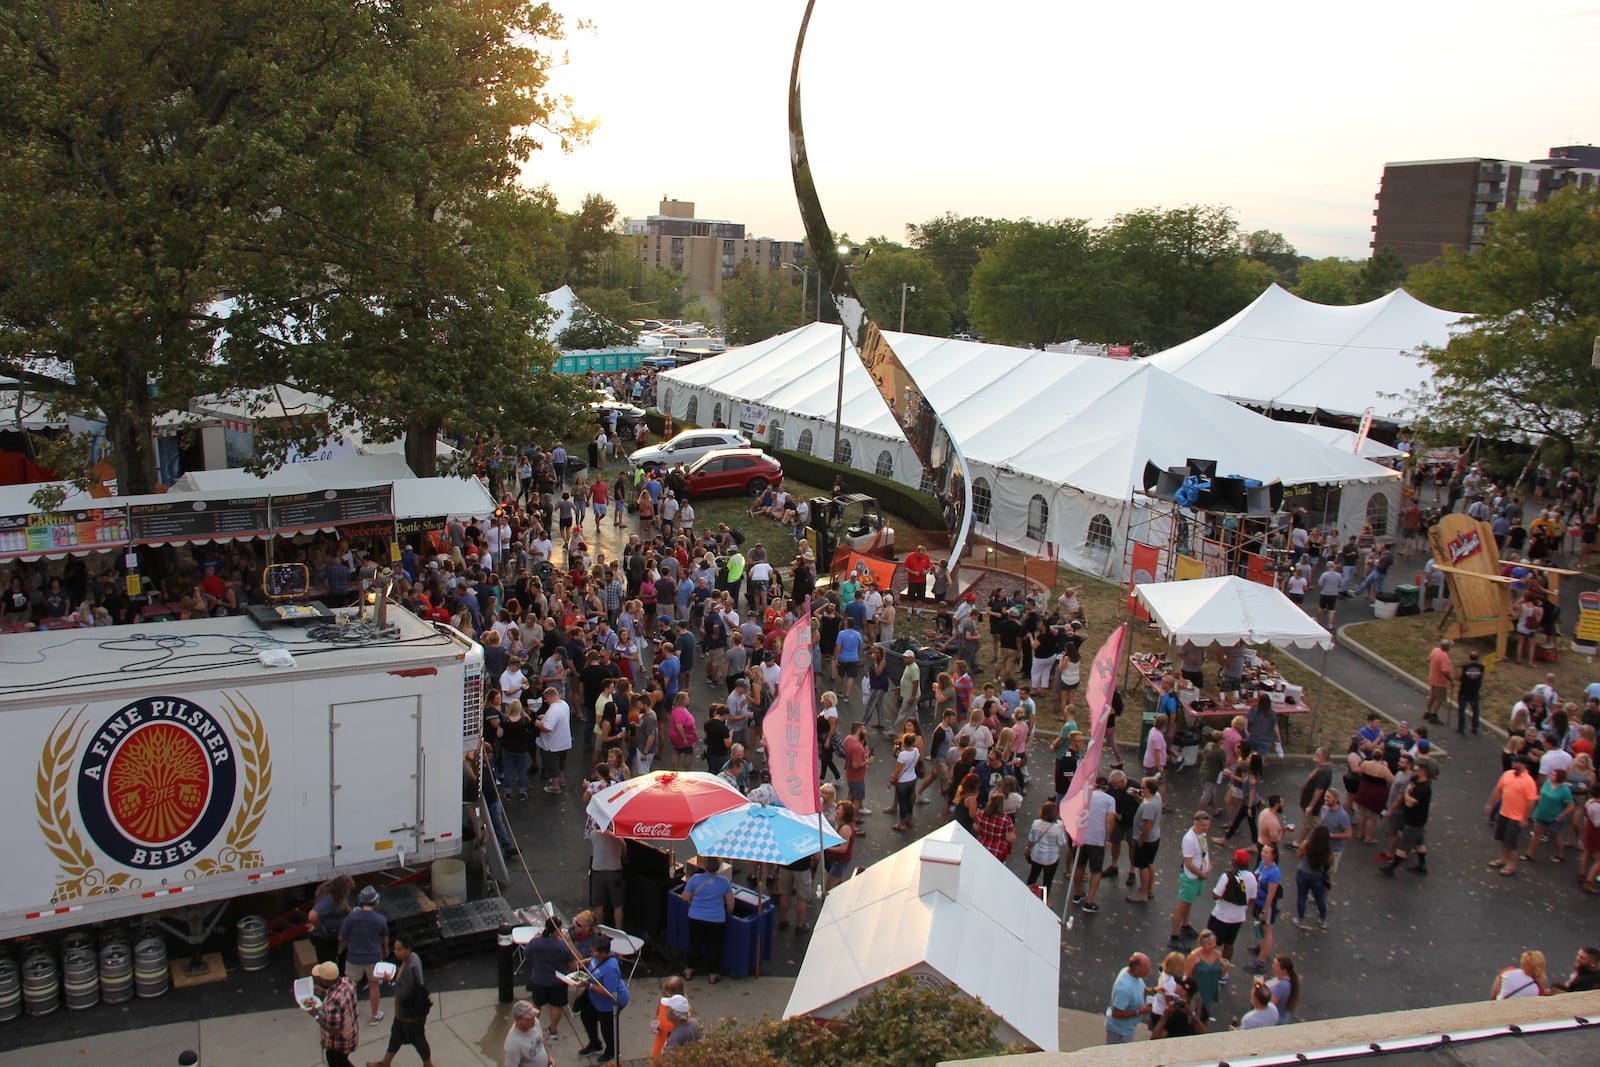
787,0,974,572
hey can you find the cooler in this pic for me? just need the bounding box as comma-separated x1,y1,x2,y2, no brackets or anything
1394,584,1420,616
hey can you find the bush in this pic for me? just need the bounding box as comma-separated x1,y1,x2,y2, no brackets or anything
770,447,946,531
663,975,1020,1067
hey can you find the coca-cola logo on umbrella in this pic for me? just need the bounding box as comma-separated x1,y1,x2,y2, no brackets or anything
631,822,675,837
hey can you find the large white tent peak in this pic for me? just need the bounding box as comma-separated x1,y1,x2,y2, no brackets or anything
784,822,1061,1051
1145,284,1465,423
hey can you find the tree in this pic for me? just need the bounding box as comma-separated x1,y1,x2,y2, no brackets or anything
1293,258,1363,305
1096,205,1268,351
718,263,805,346
0,0,591,490
557,304,635,350
666,976,1016,1067
906,213,1005,331
1405,186,1600,454
1244,228,1304,286
1354,245,1409,303
967,219,1120,348
850,249,954,336
562,192,620,288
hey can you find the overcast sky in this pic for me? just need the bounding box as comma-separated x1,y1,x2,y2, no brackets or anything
525,0,1600,260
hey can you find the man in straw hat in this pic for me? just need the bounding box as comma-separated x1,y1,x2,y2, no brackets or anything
305,960,359,1067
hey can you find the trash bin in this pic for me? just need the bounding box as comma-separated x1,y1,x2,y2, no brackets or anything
1394,584,1420,616
720,887,774,978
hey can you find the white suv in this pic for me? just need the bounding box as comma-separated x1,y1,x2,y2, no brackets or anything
630,428,749,471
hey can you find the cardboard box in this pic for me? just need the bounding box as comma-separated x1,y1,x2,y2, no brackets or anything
292,939,318,979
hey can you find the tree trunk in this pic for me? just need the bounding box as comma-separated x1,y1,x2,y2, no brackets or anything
405,414,441,478
103,408,159,496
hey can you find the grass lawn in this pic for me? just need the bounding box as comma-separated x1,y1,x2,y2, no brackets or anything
1343,612,1592,734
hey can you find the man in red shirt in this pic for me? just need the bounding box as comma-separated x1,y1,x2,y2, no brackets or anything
903,545,932,601
1424,639,1453,723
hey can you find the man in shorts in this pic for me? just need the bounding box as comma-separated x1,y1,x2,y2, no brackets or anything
1071,776,1117,913
1104,770,1141,888
776,854,817,933
1487,761,1539,875
338,885,390,1025
1168,810,1212,950
1206,849,1259,967
1126,777,1163,904
1315,560,1343,628
590,828,626,931
1379,762,1431,875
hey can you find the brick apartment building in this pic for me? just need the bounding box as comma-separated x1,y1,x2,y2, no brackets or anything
1371,145,1600,267
625,198,809,298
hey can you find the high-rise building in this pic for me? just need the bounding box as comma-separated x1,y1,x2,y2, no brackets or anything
625,198,808,297
1371,146,1600,267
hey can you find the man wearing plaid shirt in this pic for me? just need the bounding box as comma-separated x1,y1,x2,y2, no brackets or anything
307,961,359,1067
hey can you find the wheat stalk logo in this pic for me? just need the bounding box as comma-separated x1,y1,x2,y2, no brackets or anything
189,691,273,878
36,707,141,901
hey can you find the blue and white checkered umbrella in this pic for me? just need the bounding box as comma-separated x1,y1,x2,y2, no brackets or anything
688,802,844,865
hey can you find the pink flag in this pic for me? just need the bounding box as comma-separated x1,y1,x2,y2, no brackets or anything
764,605,819,815
1060,623,1128,844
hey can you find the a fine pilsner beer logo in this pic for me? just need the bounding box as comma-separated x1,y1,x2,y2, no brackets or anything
38,692,272,902
77,698,237,869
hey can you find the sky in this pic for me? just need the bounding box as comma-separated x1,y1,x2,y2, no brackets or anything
524,1,1600,261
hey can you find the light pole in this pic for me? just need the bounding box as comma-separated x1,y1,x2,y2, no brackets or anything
899,283,917,333
834,242,853,465
782,261,813,321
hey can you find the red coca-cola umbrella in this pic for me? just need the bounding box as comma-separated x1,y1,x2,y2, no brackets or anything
584,770,747,841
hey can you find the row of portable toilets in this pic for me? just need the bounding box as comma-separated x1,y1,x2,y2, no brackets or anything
0,917,270,1019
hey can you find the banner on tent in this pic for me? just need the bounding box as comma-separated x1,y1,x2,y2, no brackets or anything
1126,543,1159,621
738,403,770,439
1061,623,1127,843
1173,554,1204,581
1245,552,1272,587
764,608,819,816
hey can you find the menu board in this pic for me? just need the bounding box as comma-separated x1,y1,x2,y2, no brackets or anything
128,496,271,544
0,506,129,558
270,485,393,532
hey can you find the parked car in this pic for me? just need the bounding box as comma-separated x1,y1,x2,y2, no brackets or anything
590,399,647,431
629,428,748,471
683,448,783,499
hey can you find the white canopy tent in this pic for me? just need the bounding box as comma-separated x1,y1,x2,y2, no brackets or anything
1134,575,1333,650
659,323,1399,576
1145,284,1465,424
174,454,495,524
785,823,1060,1051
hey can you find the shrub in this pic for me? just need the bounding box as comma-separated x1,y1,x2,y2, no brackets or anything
663,975,1019,1067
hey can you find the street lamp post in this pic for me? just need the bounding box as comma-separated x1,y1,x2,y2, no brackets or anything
834,242,853,464
781,261,813,321
899,283,917,333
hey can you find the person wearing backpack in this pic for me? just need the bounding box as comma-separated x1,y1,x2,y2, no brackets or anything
1205,849,1259,974
367,936,434,1067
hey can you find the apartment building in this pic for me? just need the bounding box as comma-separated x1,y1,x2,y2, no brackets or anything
625,198,809,296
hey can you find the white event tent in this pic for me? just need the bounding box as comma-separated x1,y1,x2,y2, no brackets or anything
1145,284,1465,424
785,823,1061,1051
1134,575,1333,651
659,322,1397,576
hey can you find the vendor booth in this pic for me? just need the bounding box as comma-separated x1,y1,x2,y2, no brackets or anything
1132,575,1334,743
784,824,1061,1052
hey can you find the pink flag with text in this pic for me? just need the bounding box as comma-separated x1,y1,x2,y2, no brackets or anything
1059,623,1128,844
764,606,819,815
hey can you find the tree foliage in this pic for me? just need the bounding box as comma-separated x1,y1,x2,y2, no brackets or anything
851,249,954,336
1405,186,1600,454
1293,257,1363,305
0,0,593,490
1097,205,1270,351
907,213,1005,332
967,219,1117,348
665,975,1018,1067
1244,228,1304,286
557,304,635,350
719,263,805,346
